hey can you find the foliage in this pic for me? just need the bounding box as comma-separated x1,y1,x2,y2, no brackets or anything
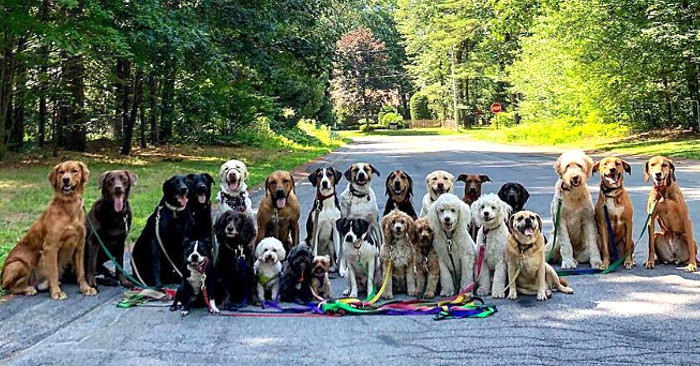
380,112,405,127
409,93,432,120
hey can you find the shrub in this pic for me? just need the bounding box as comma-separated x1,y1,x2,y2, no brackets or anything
410,93,431,120
380,112,405,127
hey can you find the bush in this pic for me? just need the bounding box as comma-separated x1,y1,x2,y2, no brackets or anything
410,93,431,120
380,112,405,128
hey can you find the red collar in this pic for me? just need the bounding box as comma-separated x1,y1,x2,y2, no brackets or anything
483,227,491,236
316,191,335,201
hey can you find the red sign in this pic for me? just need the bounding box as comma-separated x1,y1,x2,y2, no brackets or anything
490,103,502,114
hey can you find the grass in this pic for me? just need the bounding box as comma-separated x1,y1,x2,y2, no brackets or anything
338,127,459,138
0,122,345,269
593,133,700,160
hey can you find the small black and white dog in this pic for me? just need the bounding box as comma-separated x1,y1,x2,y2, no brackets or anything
303,167,342,272
170,238,219,316
497,183,530,213
214,210,256,307
278,243,314,303
187,173,214,241
335,217,380,298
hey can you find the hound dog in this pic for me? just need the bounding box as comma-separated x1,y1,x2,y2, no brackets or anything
420,170,454,217
457,174,491,206
383,170,417,219
303,167,343,272
472,194,510,298
212,159,254,224
506,211,573,301
545,151,602,270
380,209,416,299
2,161,96,299
340,163,382,265
643,156,698,272
592,157,634,270
498,182,530,213
256,170,301,251
336,217,380,298
427,193,476,296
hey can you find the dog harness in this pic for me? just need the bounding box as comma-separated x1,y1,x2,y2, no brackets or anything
221,191,248,212
258,273,279,287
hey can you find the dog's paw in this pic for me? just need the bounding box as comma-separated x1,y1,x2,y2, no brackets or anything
476,287,490,297
508,290,518,301
80,285,97,296
560,286,574,294
342,288,351,296
169,304,178,312
21,286,37,296
644,259,655,269
684,262,697,273
209,305,220,314
492,291,505,299
382,292,394,300
536,290,548,301
180,309,190,317
51,291,67,300
423,291,435,299
590,259,604,270
561,258,578,269
598,259,609,271
439,288,453,297
624,257,635,269
407,289,418,297
349,291,358,298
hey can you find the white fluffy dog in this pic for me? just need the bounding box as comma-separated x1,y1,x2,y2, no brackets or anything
212,159,254,223
427,193,476,296
545,151,602,269
471,193,510,298
420,170,455,217
253,237,286,302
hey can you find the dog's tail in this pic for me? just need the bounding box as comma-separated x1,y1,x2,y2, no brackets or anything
559,277,568,287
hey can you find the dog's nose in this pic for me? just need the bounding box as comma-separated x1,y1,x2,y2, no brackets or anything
62,177,70,185
345,235,353,243
484,211,490,217
444,216,451,223
508,194,515,201
191,253,199,261
572,176,580,184
609,167,617,174
469,187,477,194
655,172,663,178
177,185,188,195
437,183,444,190
525,218,532,225
322,181,330,189
226,226,234,232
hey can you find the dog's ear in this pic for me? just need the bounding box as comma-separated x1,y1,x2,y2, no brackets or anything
335,217,347,233
265,175,273,192
406,173,414,198
507,214,516,233
98,171,111,190
332,167,343,185
289,172,296,193
384,173,392,196
242,164,249,179
381,215,393,247
278,243,287,262
584,154,594,178
535,213,543,233
344,166,353,182
644,160,650,182
497,185,507,202
621,160,631,175
48,163,61,188
470,201,482,228
592,161,600,175
369,164,380,177
78,162,90,184
203,173,214,186
126,170,138,187
480,175,491,183
669,159,676,182
239,215,257,246
457,174,468,183
520,185,530,204
307,169,319,187
357,218,370,234
254,240,265,261
459,200,471,227
553,155,563,176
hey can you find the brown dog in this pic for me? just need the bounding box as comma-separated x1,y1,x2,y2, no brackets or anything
457,174,491,205
506,211,573,301
310,255,332,299
86,170,138,289
256,170,301,251
643,156,698,272
380,209,416,299
1,161,97,299
412,217,439,298
592,157,634,269
383,170,417,219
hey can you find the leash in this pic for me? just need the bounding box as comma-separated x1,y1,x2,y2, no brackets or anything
603,204,619,260
545,198,563,262
155,206,183,278
310,199,323,256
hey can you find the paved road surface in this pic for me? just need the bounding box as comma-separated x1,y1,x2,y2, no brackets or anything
2,135,700,366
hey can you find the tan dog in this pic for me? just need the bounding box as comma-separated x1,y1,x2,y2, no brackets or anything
592,157,634,269
457,174,491,205
643,156,698,272
506,211,573,301
420,170,455,217
1,161,97,299
256,170,301,251
412,217,439,298
310,255,332,299
380,209,416,299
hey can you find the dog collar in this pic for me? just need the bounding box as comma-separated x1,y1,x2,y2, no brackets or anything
163,201,186,213
316,191,335,202
514,239,534,254
192,256,209,274
483,227,491,236
221,191,247,212
349,186,370,201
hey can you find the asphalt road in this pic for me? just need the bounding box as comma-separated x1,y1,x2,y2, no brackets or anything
2,135,700,366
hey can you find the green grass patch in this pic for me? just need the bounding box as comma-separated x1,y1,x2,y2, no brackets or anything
593,134,700,160
464,120,628,147
0,122,344,269
338,127,459,138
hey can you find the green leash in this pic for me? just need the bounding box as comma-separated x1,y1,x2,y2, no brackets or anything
599,200,657,274
545,198,563,262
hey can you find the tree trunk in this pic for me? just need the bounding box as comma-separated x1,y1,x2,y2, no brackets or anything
38,48,48,147
61,54,87,151
139,94,146,148
686,61,699,131
148,74,158,144
160,64,175,142
662,76,674,127
10,38,27,151
121,70,143,155
0,42,15,158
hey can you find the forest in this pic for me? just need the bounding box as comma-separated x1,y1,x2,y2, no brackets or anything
1,0,699,158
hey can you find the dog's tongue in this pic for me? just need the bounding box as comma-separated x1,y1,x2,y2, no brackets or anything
524,228,534,236
177,195,188,207
113,195,124,212
229,181,239,192
605,175,618,184
198,193,206,204
276,198,287,209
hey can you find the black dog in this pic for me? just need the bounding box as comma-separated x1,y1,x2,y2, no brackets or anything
85,170,137,289
214,210,256,307
498,182,530,213
383,170,417,219
278,243,314,303
169,238,218,316
132,175,194,287
187,173,214,241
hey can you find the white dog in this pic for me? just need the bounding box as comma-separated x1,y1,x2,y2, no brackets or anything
212,159,254,224
335,217,380,298
253,237,286,302
471,193,510,298
420,170,455,217
545,151,602,270
427,193,476,296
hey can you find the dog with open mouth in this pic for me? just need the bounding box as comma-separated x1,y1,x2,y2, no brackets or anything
131,175,195,287
643,156,698,272
336,217,381,298
212,159,254,227
380,209,416,299
427,193,476,296
187,173,214,241
253,237,286,303
256,170,301,251
303,167,343,273
383,170,418,219
545,151,602,270
420,170,455,217
506,211,573,301
472,193,511,298
169,238,219,316
85,170,137,289
592,157,634,270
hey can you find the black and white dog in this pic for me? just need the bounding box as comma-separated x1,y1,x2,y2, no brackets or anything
169,238,219,316
303,167,342,272
335,217,380,298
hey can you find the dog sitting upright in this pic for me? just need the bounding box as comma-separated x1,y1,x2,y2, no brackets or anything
420,170,455,217
86,170,137,289
340,163,382,245
256,170,301,251
278,243,314,303
412,217,439,298
212,159,254,223
457,174,491,205
187,173,214,241
214,210,257,307
498,183,530,213
643,156,698,272
472,194,510,298
336,217,380,298
383,170,417,219
380,209,416,299
169,238,218,316
254,237,286,303
303,167,342,272
592,157,634,270
310,255,333,299
506,211,573,301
